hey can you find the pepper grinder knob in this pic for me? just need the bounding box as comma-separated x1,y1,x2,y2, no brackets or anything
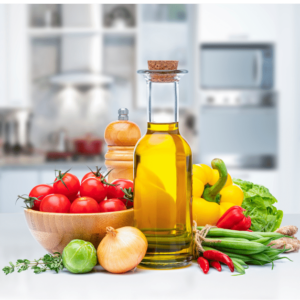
118,108,129,120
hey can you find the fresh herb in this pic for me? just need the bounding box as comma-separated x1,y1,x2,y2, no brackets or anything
233,178,283,232
2,252,64,275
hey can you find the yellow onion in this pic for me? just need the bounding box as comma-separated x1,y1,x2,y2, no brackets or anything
97,226,148,274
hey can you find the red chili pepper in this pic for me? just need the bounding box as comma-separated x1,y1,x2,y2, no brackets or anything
209,260,222,272
203,250,234,272
246,229,253,232
216,206,251,231
197,257,210,274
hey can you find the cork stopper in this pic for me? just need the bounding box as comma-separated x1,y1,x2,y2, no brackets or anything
148,60,178,70
147,60,179,83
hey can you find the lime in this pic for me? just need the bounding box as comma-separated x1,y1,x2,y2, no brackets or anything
62,239,97,274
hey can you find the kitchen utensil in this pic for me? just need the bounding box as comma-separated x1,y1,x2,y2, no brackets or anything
3,121,11,154
73,134,103,156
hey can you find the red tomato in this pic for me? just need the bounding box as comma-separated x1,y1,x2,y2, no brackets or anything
53,170,80,199
120,198,133,208
105,179,134,208
40,194,71,213
99,199,126,213
70,197,100,214
80,177,107,203
68,193,80,203
28,184,54,211
81,166,105,184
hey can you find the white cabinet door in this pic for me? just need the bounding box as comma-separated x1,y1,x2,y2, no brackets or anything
0,4,29,108
0,169,39,213
199,4,279,42
0,5,7,107
7,4,29,108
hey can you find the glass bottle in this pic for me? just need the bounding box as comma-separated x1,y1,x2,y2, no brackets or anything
134,61,193,269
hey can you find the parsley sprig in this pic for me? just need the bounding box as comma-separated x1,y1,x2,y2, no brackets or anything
2,252,64,275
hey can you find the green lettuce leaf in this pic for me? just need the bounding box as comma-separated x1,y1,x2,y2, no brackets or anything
273,210,284,231
233,178,283,232
232,179,253,192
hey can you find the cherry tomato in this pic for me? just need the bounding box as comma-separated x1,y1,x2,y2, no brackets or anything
28,184,54,211
80,177,107,203
99,199,127,213
70,197,100,214
68,193,80,203
120,198,133,208
40,194,71,213
105,179,134,208
81,166,105,184
53,170,80,199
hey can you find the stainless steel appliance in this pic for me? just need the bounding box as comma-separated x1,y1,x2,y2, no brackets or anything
199,43,277,169
201,43,273,90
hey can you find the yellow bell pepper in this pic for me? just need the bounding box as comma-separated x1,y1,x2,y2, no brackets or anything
192,159,244,226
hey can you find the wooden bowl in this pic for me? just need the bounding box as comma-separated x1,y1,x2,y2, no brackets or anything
24,208,134,254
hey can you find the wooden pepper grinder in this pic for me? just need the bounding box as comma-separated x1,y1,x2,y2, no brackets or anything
104,108,141,182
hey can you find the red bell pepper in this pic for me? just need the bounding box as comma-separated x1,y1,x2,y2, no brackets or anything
216,205,251,231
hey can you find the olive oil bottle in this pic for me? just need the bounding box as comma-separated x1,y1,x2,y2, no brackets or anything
134,61,193,269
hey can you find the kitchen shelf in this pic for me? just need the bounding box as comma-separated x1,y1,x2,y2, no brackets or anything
50,73,113,86
102,27,137,35
28,27,137,38
28,27,101,37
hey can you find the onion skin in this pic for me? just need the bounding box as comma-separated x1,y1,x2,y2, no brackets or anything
97,226,148,274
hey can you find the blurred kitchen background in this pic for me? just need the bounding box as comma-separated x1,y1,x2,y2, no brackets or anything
0,4,299,214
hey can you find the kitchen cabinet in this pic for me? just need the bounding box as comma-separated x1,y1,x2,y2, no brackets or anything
199,4,279,42
0,4,29,108
136,4,196,108
0,5,7,107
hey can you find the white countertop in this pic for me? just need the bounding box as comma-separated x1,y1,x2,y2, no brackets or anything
1,213,299,300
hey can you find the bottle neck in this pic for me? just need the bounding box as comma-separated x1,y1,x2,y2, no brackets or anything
147,122,179,134
147,81,179,123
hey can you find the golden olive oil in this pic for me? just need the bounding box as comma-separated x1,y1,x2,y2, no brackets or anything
134,122,193,268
